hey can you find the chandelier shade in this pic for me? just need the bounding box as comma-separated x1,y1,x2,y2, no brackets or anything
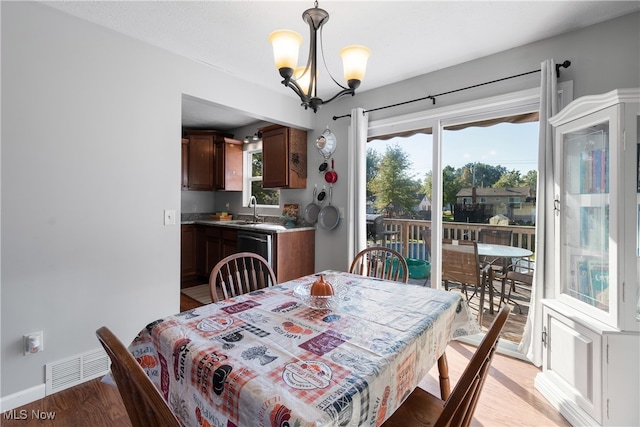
269,1,370,112
269,30,302,70
340,45,371,83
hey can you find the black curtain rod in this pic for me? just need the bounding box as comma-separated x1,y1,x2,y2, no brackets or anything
332,60,571,121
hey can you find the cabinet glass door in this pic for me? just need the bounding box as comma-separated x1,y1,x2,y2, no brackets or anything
561,118,611,313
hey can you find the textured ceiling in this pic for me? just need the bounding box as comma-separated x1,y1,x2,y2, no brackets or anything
43,1,640,130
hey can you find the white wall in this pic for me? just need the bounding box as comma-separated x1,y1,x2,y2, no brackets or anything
1,0,638,406
0,1,312,402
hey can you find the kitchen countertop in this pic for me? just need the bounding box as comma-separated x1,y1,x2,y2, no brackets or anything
181,219,315,234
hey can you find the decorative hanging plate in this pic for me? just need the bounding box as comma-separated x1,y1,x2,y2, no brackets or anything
316,127,337,159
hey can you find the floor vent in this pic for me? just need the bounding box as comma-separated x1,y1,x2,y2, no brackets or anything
45,348,110,395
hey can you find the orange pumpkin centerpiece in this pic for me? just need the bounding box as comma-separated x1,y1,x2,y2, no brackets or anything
310,275,334,296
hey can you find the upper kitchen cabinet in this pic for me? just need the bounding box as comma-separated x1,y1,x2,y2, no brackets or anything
260,124,307,189
183,130,235,191
213,137,243,191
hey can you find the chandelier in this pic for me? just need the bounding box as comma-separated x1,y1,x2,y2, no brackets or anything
269,1,370,112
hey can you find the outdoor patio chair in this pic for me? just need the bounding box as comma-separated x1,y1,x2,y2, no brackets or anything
441,239,492,324
500,257,534,314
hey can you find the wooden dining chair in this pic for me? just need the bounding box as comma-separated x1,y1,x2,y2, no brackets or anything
441,239,492,324
349,246,409,283
96,326,181,427
209,252,277,302
382,305,511,427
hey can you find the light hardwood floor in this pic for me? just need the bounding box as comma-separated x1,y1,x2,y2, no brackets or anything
419,341,569,427
2,295,569,427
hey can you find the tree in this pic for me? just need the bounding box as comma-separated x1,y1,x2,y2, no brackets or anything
459,162,507,188
369,144,421,216
423,171,432,199
522,170,538,195
250,152,279,205
424,167,465,210
442,166,462,210
366,148,381,199
494,170,523,188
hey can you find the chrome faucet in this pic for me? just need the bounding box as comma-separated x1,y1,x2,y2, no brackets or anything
248,196,261,222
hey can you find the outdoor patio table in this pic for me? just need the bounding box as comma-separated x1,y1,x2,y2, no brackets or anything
477,243,533,313
127,270,479,426
477,243,533,259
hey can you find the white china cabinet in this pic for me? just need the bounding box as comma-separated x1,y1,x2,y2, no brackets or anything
536,89,640,427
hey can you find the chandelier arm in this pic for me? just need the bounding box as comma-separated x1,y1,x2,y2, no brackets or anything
318,24,349,90
283,78,310,103
317,87,356,106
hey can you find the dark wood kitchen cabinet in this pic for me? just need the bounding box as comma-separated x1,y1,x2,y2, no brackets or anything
180,225,198,286
221,228,238,258
259,124,307,189
182,224,314,286
204,227,222,278
184,225,238,286
273,229,315,282
213,138,243,191
181,138,189,190
204,227,238,279
184,130,234,191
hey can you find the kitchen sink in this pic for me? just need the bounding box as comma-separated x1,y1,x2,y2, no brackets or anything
249,223,286,231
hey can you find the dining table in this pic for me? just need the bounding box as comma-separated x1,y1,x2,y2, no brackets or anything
128,270,479,427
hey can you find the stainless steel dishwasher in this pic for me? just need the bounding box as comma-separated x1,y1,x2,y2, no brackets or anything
237,231,272,266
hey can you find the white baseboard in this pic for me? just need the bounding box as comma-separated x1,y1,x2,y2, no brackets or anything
0,384,46,413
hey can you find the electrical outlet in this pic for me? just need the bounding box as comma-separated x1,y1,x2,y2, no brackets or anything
164,209,176,225
24,331,44,355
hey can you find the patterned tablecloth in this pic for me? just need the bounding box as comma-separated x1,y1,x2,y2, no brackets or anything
128,271,480,427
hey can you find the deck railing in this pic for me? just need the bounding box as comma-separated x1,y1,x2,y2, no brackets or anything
375,219,536,260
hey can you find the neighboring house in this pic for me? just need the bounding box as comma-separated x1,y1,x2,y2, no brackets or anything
455,187,535,224
418,194,432,212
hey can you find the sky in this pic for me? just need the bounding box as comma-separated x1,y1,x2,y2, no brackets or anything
367,121,539,182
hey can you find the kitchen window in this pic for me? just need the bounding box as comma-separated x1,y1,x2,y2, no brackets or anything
244,143,279,206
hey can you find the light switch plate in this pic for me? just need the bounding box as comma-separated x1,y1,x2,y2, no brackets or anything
164,209,176,225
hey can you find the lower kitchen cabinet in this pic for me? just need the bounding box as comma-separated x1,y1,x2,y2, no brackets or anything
221,228,238,259
273,229,315,283
204,227,222,278
180,225,198,287
181,224,314,287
